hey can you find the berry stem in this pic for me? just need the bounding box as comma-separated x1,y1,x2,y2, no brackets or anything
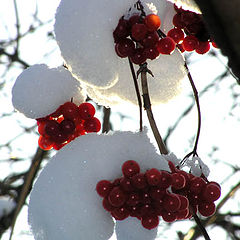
139,63,168,154
128,57,143,132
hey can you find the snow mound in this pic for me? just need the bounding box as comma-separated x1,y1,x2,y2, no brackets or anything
115,217,157,240
28,130,169,240
54,0,187,106
12,64,86,119
167,0,201,13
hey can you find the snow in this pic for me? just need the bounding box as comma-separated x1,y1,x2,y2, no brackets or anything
28,130,170,240
54,0,187,107
0,197,15,218
166,0,201,13
12,64,86,119
115,217,157,240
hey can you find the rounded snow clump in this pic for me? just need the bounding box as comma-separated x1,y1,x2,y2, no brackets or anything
54,0,187,107
167,0,201,13
12,64,86,119
28,130,169,240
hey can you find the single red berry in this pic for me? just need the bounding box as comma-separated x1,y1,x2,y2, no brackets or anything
182,35,199,51
173,13,186,29
202,182,221,202
171,173,186,190
143,47,159,60
196,41,210,54
111,206,129,220
141,31,159,47
146,168,161,186
78,102,96,119
149,187,166,200
157,37,176,54
38,135,53,150
115,38,135,58
190,177,207,194
113,18,130,42
102,197,115,212
131,23,148,41
141,215,159,229
131,173,147,189
130,49,147,65
96,180,113,198
162,210,177,222
167,28,185,43
108,187,127,207
158,171,172,189
37,120,47,136
198,202,216,217
44,120,61,137
122,160,140,178
60,119,75,135
61,102,80,120
126,192,141,206
144,14,161,31
177,208,189,220
163,194,181,212
178,195,189,211
84,117,101,132
128,14,141,27
120,177,134,192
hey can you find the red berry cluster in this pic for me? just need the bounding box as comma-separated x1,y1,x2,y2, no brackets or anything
96,160,221,230
113,14,176,65
37,102,101,150
169,4,218,54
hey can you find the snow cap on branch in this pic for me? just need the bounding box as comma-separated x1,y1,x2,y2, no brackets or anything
28,130,169,240
54,0,187,107
166,0,200,13
12,64,86,119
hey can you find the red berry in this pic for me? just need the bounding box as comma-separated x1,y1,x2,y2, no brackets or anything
111,206,129,220
182,35,199,51
61,102,80,120
171,173,186,190
177,208,189,220
181,11,199,26
157,37,176,54
113,18,130,42
131,23,148,41
212,41,218,48
173,13,186,29
158,171,172,189
115,38,135,58
128,14,141,27
178,195,189,211
130,49,147,65
38,135,53,150
141,31,159,47
96,180,113,197
102,198,115,212
52,142,67,150
44,120,61,137
202,182,221,202
126,192,140,206
108,187,127,207
149,187,166,200
167,28,185,43
141,215,159,229
144,14,161,31
51,131,69,144
141,191,152,204
78,103,96,119
37,120,47,136
196,41,210,54
120,177,134,192
131,173,147,189
143,47,159,60
60,119,75,135
146,168,161,186
128,205,141,218
163,194,181,212
198,202,216,217
162,210,177,222
122,160,140,178
190,177,207,194
84,117,101,132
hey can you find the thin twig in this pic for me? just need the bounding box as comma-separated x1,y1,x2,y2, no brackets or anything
128,58,143,131
192,213,211,240
138,63,168,154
